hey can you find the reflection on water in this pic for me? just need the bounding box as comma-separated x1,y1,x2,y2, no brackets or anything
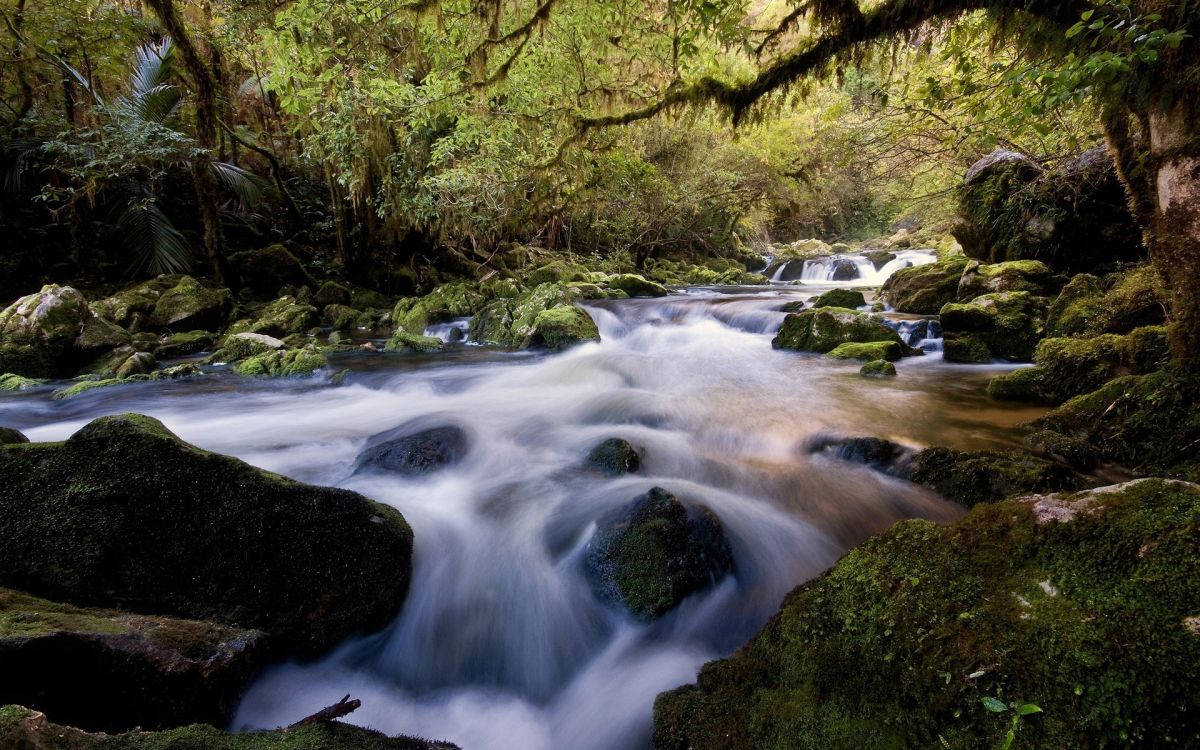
0,282,1046,750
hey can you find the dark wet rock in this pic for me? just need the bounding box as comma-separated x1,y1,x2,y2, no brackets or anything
156,330,215,358
446,326,465,343
652,478,1200,749
0,428,27,445
585,487,733,621
586,438,642,476
0,414,413,656
356,424,469,476
829,258,859,281
810,289,865,309
0,587,262,732
228,244,314,298
807,435,915,476
529,305,600,351
0,704,459,749
314,280,353,308
385,331,444,353
909,446,1082,507
864,250,897,270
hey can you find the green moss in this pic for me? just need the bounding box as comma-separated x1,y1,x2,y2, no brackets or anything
773,308,903,353
811,289,866,309
530,306,600,351
910,446,1082,507
228,297,319,339
987,367,1047,401
392,282,488,334
605,274,669,297
234,347,327,377
940,291,1047,363
157,331,215,358
1046,265,1167,338
213,333,282,362
860,360,897,378
149,277,231,331
0,373,45,391
957,259,1062,301
526,261,590,286
325,304,371,331
654,479,1200,749
384,332,445,353
880,257,969,314
51,378,128,400
1045,274,1106,337
827,341,903,362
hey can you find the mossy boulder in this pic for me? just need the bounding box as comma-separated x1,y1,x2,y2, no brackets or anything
1045,264,1168,338
229,297,319,339
354,424,468,476
74,316,132,358
0,587,262,732
827,341,904,362
234,346,327,378
880,257,969,314
859,359,897,378
940,291,1047,363
0,373,45,391
526,261,589,286
228,245,314,298
529,306,600,351
605,274,669,298
953,146,1144,273
325,304,371,331
314,280,352,308
909,446,1082,507
0,285,115,377
384,331,444,353
0,428,28,444
392,282,488,335
1031,368,1200,482
585,487,733,621
0,704,458,749
956,259,1063,301
653,478,1200,749
810,289,866,309
468,299,516,344
157,330,215,358
773,308,904,354
149,277,231,332
91,276,181,329
212,332,285,362
0,414,413,655
586,438,642,476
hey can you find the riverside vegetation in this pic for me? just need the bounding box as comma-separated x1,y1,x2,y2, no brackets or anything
2,0,1200,749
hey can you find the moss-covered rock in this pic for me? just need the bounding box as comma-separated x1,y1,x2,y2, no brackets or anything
953,146,1145,273
0,414,413,655
526,261,590,286
773,308,904,354
325,304,371,331
940,291,1047,363
0,705,458,750
228,245,314,299
157,330,215,358
0,428,28,445
956,259,1063,301
586,438,642,476
653,478,1200,749
585,487,733,621
234,346,327,377
605,274,669,298
0,373,45,391
392,282,488,335
1046,264,1168,338
986,366,1046,401
529,306,600,351
810,289,866,309
384,332,444,353
0,587,262,732
1031,368,1200,481
229,297,319,339
314,281,352,308
75,316,132,358
859,359,897,378
0,285,101,377
880,257,969,314
827,341,904,362
213,332,285,362
467,299,515,344
909,446,1082,507
91,276,181,329
149,278,231,332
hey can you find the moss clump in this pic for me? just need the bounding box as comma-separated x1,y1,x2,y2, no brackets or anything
1031,368,1200,481
773,308,904,353
811,289,866,309
149,277,231,331
526,261,590,286
314,281,352,308
827,341,903,362
586,438,641,476
0,285,96,378
940,291,1047,363
585,487,733,621
228,297,319,339
986,366,1046,401
324,304,371,331
910,446,1082,507
956,259,1062,301
0,588,262,732
234,347,327,377
157,330,215,358
654,479,1200,749
392,282,488,334
0,373,45,391
0,414,413,655
52,378,127,400
605,274,669,298
384,332,445,353
0,705,457,749
213,332,283,363
529,306,600,351
859,360,897,378
1046,265,1168,338
880,257,969,314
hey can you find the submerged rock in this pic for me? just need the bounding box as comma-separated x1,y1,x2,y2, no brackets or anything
0,704,459,749
355,424,469,476
0,587,262,732
807,435,915,476
859,359,897,378
772,308,904,354
653,478,1200,749
585,487,733,621
586,438,642,476
0,414,413,655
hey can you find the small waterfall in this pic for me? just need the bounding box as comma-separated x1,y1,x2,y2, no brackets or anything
884,318,943,353
425,317,471,343
769,249,938,286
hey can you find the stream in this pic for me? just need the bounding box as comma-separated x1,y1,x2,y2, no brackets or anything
0,251,1048,750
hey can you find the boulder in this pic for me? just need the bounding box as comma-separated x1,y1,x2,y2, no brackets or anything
772,308,905,354
526,261,589,286
806,435,914,476
0,285,97,377
0,704,459,749
74,316,132,358
0,374,44,391
909,446,1082,506
828,258,859,281
0,414,413,654
385,331,445,352
213,332,286,362
586,438,642,476
956,259,1063,301
1045,264,1167,338
355,424,469,476
860,359,897,378
880,257,969,314
529,306,600,351
584,487,733,621
810,289,865,309
468,299,516,344
156,330,215,358
393,282,488,335
954,146,1144,273
0,587,261,732
228,296,319,339
653,479,1200,749
940,291,1047,363
826,341,904,362
233,346,327,377
325,304,371,331
149,277,231,332
605,274,669,298
91,276,181,329
314,280,353,308
864,250,896,270
227,245,314,298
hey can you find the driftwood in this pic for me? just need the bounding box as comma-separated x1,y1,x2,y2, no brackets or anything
288,694,362,728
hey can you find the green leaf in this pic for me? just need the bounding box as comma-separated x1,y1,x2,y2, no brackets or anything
981,696,1008,713
1017,703,1043,716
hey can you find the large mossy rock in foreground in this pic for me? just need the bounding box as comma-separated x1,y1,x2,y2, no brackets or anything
0,414,413,655
772,308,904,354
653,479,1200,750
0,588,261,732
0,705,458,750
585,487,733,621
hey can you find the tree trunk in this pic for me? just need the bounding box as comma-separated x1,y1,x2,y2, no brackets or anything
1145,101,1200,365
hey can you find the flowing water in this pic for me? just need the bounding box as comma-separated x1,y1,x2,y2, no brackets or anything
0,255,1047,750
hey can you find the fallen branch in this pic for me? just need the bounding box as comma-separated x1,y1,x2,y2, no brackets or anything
288,694,362,727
